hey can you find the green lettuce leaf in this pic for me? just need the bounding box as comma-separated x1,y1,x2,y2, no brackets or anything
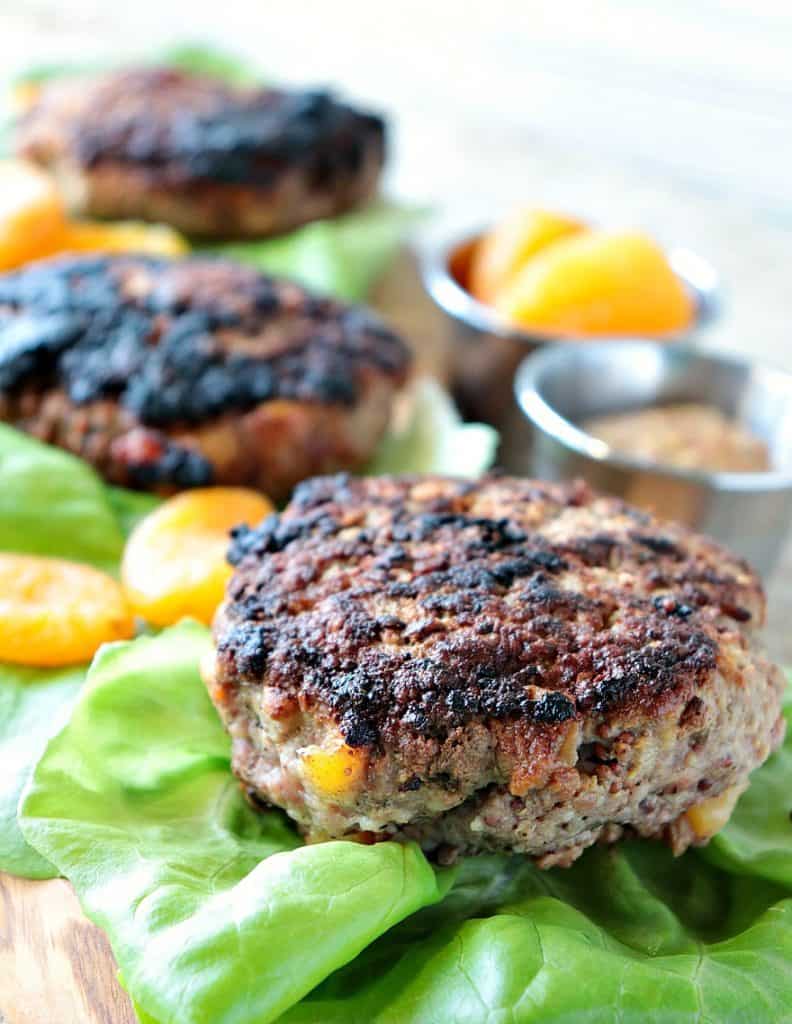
0,426,128,876
11,43,258,90
367,377,497,475
283,836,792,1024
204,202,424,302
18,621,792,1022
20,624,447,1024
0,424,124,573
0,426,123,876
0,664,83,878
157,44,260,85
106,486,161,538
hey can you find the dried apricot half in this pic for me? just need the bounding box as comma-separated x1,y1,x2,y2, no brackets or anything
0,553,135,666
0,159,188,271
122,488,274,628
469,208,584,304
0,158,68,271
62,219,189,257
493,230,694,336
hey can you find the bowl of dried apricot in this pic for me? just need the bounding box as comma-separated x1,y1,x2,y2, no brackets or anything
420,207,720,451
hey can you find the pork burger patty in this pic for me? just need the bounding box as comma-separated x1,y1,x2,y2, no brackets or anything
16,68,386,238
207,474,786,866
0,255,410,498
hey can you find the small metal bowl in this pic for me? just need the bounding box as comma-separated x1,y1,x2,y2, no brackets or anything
514,341,792,575
419,226,720,456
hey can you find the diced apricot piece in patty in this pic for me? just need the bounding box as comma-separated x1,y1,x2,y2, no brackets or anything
0,553,134,666
301,743,368,798
122,487,273,627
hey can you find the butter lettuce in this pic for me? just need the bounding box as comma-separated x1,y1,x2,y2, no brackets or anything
283,836,792,1023
207,203,424,302
18,623,792,1024
20,625,448,1024
156,44,262,85
106,486,161,538
0,664,82,878
11,44,258,91
0,424,125,572
0,427,124,877
366,377,497,475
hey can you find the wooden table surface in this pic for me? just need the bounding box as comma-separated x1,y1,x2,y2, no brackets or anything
2,4,792,1021
0,874,137,1024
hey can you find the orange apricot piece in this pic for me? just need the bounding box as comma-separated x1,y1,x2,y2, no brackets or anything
0,159,68,271
469,208,585,304
0,159,188,271
61,219,189,257
301,742,368,798
10,80,42,113
0,553,134,666
121,488,274,628
493,230,695,337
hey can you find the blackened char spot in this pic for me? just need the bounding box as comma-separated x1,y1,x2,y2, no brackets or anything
558,533,619,568
220,622,273,676
652,595,695,619
109,428,214,488
632,533,683,558
531,691,577,724
583,632,716,714
394,514,529,551
0,256,409,434
0,312,82,390
64,70,385,190
228,511,340,564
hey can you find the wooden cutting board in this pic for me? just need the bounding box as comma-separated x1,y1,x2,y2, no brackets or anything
0,873,136,1024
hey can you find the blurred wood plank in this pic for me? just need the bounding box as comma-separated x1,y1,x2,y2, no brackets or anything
0,873,135,1024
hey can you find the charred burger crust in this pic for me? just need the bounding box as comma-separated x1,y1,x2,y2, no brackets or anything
18,68,385,192
0,256,410,494
17,69,386,237
216,473,755,754
210,474,784,862
0,255,409,424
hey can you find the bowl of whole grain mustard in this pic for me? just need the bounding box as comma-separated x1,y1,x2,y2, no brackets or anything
514,340,792,575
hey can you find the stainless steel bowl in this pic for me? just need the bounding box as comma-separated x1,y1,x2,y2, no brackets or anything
514,341,792,575
419,226,720,459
